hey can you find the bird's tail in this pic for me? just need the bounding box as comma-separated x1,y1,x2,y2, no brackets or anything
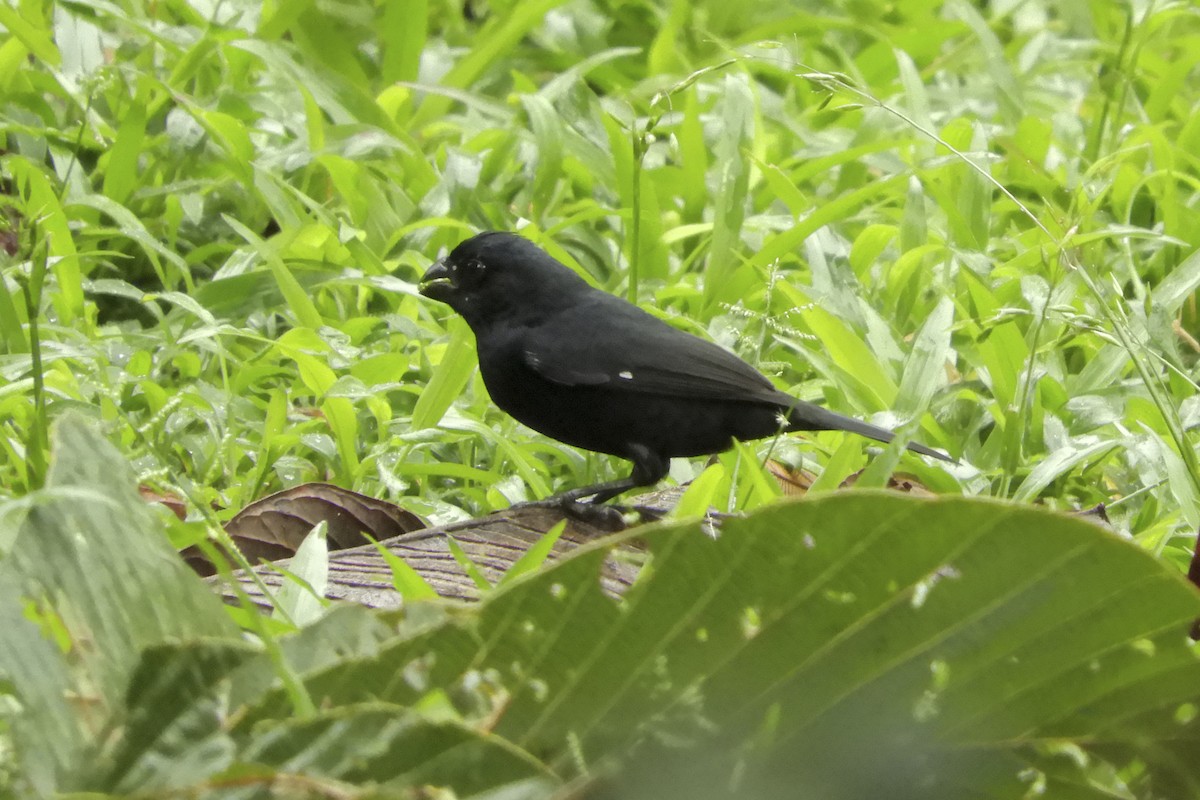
785,399,954,463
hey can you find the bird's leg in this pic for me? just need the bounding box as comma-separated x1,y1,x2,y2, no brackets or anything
515,446,669,528
572,444,669,505
552,475,642,506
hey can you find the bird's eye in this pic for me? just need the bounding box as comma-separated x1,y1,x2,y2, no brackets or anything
458,258,487,286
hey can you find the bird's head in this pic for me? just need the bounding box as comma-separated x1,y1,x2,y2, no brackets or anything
419,231,591,330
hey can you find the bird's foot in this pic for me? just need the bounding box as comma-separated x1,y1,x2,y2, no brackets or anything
561,500,634,531
513,497,664,532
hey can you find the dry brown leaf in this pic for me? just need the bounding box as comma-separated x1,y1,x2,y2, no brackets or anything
139,485,187,520
183,483,425,576
838,470,936,496
766,460,817,496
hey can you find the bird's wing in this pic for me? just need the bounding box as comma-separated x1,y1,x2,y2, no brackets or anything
523,297,788,404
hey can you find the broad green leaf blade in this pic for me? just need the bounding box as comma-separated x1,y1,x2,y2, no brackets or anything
0,271,26,353
101,98,147,205
368,536,439,602
411,0,570,127
521,94,565,215
239,616,479,727
467,494,1200,795
447,535,492,591
0,2,60,65
1151,245,1200,313
779,286,898,406
5,154,83,322
952,0,1022,122
670,462,726,519
224,216,323,330
727,439,783,512
98,641,259,793
10,416,236,698
0,578,81,795
1013,440,1121,503
702,73,754,313
4,416,238,789
239,704,554,791
498,520,568,588
413,317,477,431
273,521,330,627
896,295,954,418
379,0,427,83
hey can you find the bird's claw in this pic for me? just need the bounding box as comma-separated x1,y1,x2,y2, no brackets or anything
560,500,633,531
513,497,663,531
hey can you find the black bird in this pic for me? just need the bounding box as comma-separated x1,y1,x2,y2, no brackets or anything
419,231,951,505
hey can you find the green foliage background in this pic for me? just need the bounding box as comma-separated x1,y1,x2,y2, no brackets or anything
2,0,1200,797
2,0,1198,539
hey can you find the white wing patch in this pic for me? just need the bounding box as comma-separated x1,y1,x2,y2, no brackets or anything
618,370,634,380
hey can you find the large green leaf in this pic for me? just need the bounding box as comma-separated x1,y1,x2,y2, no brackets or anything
0,579,81,796
94,640,259,794
239,703,554,791
5,419,1199,798
231,494,1200,798
1,416,237,789
465,495,1200,796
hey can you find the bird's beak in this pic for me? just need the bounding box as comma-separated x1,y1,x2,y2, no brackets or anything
419,259,454,301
